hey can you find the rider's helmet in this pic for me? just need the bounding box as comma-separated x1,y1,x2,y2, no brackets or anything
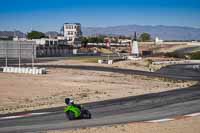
65,98,74,105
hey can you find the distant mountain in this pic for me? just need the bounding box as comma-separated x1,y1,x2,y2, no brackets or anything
82,25,200,40
45,31,60,38
1,25,200,40
0,31,61,39
0,31,26,38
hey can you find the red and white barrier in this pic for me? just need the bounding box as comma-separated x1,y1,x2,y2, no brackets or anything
2,67,46,75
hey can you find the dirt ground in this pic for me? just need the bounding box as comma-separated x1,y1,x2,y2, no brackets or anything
48,116,200,133
0,59,196,114
36,56,177,71
153,44,196,53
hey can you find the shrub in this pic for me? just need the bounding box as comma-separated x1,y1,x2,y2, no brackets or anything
165,52,180,58
189,51,200,60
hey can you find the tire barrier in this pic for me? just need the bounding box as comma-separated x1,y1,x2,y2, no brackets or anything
2,67,46,75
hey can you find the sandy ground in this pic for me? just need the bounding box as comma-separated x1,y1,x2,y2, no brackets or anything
36,56,177,71
0,59,196,114
154,44,196,53
48,116,200,133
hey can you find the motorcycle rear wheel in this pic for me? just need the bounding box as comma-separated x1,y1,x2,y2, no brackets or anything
82,110,91,119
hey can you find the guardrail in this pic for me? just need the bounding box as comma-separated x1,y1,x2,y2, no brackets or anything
152,60,200,65
98,54,127,64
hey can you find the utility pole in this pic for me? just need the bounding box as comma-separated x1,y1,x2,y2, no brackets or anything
19,42,21,68
32,43,34,68
5,42,8,67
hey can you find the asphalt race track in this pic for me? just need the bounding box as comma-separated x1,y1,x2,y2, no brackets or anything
8,63,200,80
1,57,200,80
0,63,200,133
0,84,200,133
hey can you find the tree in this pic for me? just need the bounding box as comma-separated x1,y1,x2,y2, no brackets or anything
97,35,105,43
88,37,98,43
139,33,151,42
81,37,88,47
27,31,46,39
87,36,104,43
118,35,131,40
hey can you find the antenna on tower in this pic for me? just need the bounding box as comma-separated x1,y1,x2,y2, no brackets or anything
134,32,137,41
14,29,16,37
60,26,64,35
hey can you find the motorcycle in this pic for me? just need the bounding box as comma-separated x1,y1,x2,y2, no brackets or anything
64,98,91,120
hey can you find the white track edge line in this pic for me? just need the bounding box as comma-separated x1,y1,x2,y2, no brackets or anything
145,118,174,123
184,112,200,117
0,112,52,120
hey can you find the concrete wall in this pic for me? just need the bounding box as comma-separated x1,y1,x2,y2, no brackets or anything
36,47,73,57
138,42,188,45
187,42,200,46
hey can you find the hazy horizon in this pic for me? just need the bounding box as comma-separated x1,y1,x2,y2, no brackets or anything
1,24,200,33
0,0,200,32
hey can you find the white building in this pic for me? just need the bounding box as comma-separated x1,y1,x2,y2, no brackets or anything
63,23,82,47
155,37,163,44
118,39,132,44
13,36,27,41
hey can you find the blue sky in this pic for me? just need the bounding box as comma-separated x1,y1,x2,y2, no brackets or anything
0,0,200,32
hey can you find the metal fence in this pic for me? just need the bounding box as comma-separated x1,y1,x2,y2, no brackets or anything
0,41,36,67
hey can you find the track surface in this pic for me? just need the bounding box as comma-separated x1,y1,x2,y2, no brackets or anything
0,63,200,133
0,85,200,133
1,57,200,81
11,63,200,80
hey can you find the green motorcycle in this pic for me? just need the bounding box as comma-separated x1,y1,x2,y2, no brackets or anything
64,98,92,120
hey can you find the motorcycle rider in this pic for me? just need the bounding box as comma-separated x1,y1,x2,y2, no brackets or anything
65,98,81,109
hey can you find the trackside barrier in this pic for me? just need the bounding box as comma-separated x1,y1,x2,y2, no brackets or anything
98,59,113,64
2,67,46,75
150,61,200,72
152,60,200,65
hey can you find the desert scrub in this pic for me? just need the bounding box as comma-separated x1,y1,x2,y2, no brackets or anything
146,59,153,67
189,51,200,60
165,52,182,58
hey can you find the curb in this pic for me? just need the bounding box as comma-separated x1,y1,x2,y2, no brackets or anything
0,112,51,120
144,112,200,123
